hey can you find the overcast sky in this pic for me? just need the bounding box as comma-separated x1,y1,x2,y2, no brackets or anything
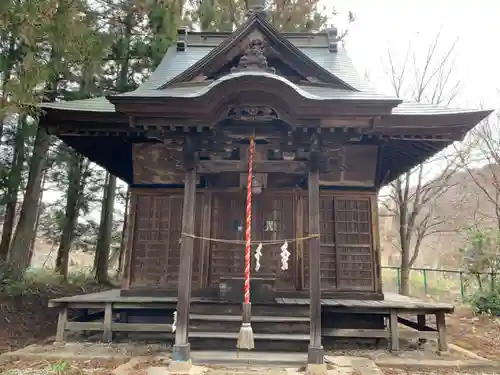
326,0,499,108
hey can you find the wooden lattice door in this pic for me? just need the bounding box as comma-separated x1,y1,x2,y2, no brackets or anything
209,193,246,284
253,193,296,290
302,195,338,289
302,193,376,292
335,197,375,291
129,191,204,290
208,191,297,289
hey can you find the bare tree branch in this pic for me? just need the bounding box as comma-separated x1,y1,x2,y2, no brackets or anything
456,110,500,230
382,30,463,295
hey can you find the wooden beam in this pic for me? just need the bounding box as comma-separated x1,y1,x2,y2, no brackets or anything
307,169,324,364
197,160,309,174
172,168,197,362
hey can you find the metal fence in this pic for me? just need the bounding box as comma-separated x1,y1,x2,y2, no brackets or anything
381,266,497,303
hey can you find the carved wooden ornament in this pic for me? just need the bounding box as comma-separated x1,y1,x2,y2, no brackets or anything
227,105,278,122
232,38,276,74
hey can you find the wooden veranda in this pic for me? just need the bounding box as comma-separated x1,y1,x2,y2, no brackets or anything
49,289,452,353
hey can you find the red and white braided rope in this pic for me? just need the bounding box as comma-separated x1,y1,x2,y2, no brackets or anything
244,137,254,305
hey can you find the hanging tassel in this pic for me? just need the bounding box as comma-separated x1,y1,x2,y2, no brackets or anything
254,243,263,271
172,310,177,333
280,240,290,271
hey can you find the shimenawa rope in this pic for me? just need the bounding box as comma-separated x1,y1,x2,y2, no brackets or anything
180,232,319,245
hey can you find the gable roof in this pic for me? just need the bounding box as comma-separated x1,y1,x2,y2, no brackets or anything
157,13,357,90
124,44,373,99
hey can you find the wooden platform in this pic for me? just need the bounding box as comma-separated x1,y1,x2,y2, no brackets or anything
49,290,453,353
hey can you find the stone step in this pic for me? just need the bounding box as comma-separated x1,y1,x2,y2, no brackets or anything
191,350,307,367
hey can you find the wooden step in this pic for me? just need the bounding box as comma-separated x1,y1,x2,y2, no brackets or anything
190,319,309,335
190,314,309,322
190,303,309,317
189,331,310,341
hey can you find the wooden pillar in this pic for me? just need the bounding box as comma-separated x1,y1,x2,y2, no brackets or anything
103,302,113,343
121,191,137,290
389,309,399,352
55,305,68,342
307,169,324,364
417,314,427,345
436,311,449,353
172,167,197,362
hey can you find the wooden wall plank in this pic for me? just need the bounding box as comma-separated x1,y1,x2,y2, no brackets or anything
121,191,138,290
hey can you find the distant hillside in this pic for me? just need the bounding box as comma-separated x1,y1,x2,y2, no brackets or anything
380,164,500,269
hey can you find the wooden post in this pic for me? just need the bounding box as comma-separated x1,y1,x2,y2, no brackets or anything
103,302,113,343
121,191,137,290
417,314,427,345
436,311,449,354
389,309,399,352
172,167,197,362
307,169,324,364
55,305,68,342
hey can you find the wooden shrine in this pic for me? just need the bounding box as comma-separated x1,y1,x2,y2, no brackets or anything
42,1,491,365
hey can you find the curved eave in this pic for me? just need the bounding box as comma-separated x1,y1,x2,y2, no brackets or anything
375,140,451,187
39,98,128,126
108,72,402,116
39,101,132,183
378,107,493,138
40,97,116,113
58,135,134,183
375,107,493,186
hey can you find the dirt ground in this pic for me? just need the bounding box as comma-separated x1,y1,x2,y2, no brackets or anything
0,292,63,354
382,369,500,375
0,284,104,355
380,305,500,374
447,305,500,360
0,359,125,375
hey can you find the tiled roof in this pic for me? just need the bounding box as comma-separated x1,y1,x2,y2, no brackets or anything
41,97,114,112
130,45,373,94
119,70,398,102
391,102,489,115
299,47,373,92
39,45,491,118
